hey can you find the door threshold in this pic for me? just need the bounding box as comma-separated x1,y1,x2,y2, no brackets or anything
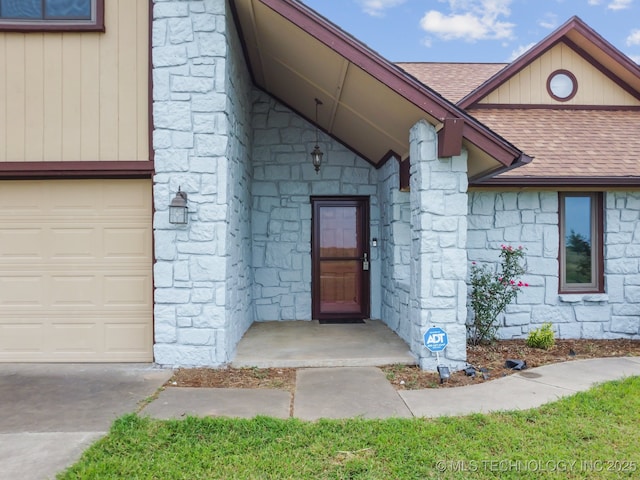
318,319,366,324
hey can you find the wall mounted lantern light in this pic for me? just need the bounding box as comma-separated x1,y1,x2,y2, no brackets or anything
311,98,323,173
169,188,188,225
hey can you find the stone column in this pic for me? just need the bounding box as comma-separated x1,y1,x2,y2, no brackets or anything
409,120,468,370
152,0,230,366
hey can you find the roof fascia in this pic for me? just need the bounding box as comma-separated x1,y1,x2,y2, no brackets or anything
563,36,640,102
471,176,640,188
258,0,524,167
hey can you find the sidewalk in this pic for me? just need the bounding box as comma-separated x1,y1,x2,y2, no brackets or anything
141,356,640,420
2,358,639,480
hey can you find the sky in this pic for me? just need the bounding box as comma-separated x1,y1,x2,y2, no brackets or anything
300,0,640,64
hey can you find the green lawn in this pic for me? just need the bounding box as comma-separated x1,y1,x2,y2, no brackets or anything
60,377,640,479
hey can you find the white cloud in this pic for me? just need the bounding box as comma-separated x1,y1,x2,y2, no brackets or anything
538,12,558,29
589,0,632,8
630,54,640,64
419,0,515,41
357,0,406,17
627,29,640,46
509,42,536,61
608,0,632,10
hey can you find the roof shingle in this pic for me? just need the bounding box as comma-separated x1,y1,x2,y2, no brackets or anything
470,108,640,179
397,63,506,103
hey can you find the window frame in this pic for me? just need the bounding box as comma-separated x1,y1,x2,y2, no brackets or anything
558,192,604,294
0,0,104,32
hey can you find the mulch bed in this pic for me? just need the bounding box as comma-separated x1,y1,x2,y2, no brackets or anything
167,339,640,392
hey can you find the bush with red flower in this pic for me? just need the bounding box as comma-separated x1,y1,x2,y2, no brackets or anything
468,245,528,345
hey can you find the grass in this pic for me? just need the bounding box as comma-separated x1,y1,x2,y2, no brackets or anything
59,377,640,479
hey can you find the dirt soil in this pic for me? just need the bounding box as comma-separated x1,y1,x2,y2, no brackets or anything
168,339,640,392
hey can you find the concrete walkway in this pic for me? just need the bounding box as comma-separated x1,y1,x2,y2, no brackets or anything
3,357,640,479
0,364,173,480
142,357,640,420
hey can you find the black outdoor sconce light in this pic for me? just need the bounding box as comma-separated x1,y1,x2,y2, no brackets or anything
169,188,188,225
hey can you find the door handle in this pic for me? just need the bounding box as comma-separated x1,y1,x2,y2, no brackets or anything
362,253,369,271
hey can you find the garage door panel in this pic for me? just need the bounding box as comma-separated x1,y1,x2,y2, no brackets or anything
0,184,46,214
50,228,99,259
50,323,99,353
0,276,44,306
0,228,44,259
48,182,106,215
50,275,100,306
0,179,153,362
104,275,152,306
104,227,151,259
0,324,43,352
105,322,151,352
103,182,151,213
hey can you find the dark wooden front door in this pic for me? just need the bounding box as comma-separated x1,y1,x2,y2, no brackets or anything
311,197,370,320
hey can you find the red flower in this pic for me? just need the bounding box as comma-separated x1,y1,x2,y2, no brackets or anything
524,283,529,287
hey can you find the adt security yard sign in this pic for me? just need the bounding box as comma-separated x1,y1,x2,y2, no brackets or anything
424,327,448,352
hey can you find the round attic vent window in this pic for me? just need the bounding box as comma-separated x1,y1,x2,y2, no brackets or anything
547,70,577,101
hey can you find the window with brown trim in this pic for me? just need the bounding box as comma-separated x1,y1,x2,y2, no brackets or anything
0,0,104,32
559,192,604,293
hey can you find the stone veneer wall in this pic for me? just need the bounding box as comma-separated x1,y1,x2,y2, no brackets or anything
378,157,412,344
251,92,381,321
410,121,469,370
152,0,254,366
223,1,254,356
468,191,640,339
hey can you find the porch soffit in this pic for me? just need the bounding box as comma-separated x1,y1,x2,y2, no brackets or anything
230,0,524,178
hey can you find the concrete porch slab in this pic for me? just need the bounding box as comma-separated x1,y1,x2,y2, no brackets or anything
231,320,416,368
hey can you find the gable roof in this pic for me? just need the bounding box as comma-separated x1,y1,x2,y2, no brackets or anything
230,0,527,178
459,16,640,109
400,17,640,187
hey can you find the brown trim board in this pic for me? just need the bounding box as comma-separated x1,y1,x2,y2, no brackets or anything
471,176,640,188
0,161,154,179
470,104,640,111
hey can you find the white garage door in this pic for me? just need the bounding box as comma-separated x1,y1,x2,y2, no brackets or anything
0,179,153,362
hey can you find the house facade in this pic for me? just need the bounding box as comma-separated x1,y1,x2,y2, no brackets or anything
0,0,154,362
0,0,638,368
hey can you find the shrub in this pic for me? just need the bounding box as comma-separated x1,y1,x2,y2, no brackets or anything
527,322,556,350
468,245,528,345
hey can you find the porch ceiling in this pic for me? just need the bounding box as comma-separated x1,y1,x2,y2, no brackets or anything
230,0,525,177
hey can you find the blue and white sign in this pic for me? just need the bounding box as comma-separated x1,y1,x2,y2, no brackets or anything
424,327,448,352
